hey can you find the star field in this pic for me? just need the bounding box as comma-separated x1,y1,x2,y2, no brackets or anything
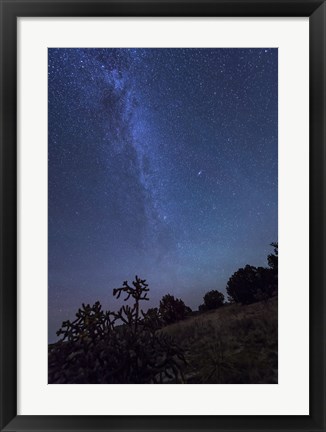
48,48,278,342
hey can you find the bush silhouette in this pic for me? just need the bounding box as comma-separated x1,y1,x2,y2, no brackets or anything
49,276,186,384
268,242,278,272
266,242,278,298
226,243,278,304
159,294,191,325
226,265,258,304
199,290,225,311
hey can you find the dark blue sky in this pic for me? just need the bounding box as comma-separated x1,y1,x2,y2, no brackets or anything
48,48,278,342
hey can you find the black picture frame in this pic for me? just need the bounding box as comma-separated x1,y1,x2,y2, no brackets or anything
0,1,325,431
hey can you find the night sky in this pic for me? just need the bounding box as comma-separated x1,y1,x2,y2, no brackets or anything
48,48,278,342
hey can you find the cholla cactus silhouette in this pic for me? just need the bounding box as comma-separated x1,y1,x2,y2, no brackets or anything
112,276,186,383
113,275,149,333
56,301,115,343
141,307,163,334
49,276,186,384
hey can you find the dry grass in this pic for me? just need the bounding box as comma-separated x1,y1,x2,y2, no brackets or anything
162,296,278,384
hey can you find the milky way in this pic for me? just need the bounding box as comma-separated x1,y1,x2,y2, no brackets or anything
48,48,278,342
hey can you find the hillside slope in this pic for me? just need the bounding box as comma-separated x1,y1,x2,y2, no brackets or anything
162,296,278,384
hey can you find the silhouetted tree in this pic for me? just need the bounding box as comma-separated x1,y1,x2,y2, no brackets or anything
268,242,278,272
226,265,259,304
266,242,278,298
226,243,278,304
159,294,191,325
199,290,225,311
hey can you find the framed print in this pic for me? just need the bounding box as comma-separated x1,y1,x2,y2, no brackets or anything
0,0,325,431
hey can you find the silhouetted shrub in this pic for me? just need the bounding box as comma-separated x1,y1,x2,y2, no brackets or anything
199,290,225,311
226,265,259,304
49,276,186,384
226,244,278,304
266,242,278,298
159,294,192,325
268,242,278,272
253,267,277,302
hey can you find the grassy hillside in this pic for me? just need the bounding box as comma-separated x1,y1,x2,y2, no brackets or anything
161,296,278,384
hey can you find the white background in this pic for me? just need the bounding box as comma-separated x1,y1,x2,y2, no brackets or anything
17,18,309,415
